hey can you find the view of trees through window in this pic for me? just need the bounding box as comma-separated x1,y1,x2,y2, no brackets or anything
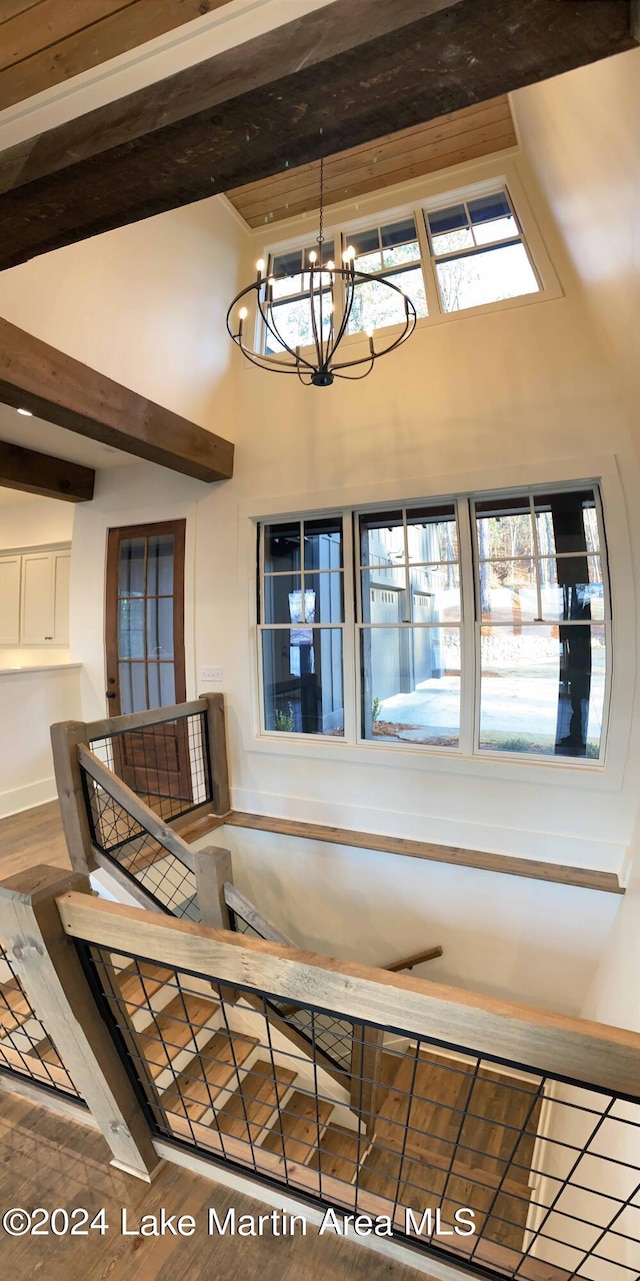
258,486,608,763
260,187,541,352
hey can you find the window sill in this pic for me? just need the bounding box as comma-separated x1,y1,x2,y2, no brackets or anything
246,729,617,791
246,285,563,370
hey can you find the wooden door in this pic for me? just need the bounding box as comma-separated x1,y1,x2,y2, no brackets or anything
105,520,192,811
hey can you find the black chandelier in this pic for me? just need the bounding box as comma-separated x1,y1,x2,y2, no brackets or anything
226,159,417,386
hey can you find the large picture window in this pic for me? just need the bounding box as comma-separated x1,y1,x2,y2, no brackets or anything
257,484,610,763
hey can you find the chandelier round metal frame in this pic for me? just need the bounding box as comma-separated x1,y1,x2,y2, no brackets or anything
226,159,418,386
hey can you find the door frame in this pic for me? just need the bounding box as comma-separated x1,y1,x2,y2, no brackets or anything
105,518,187,716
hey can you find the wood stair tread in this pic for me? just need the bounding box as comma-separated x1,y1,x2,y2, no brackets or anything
262,1090,333,1165
0,979,31,1032
115,962,174,1008
28,1036,63,1067
162,1031,258,1119
217,1059,296,1140
309,1123,362,1182
135,993,219,1080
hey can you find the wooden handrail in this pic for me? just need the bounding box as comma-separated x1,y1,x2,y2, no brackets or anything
384,946,443,971
224,883,294,947
83,699,205,744
78,745,196,872
55,891,640,1099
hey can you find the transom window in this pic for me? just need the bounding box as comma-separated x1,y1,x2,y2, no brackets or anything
425,191,539,313
260,185,542,353
257,484,610,762
266,241,335,356
345,216,428,334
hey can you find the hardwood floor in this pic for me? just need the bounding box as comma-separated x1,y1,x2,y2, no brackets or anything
0,800,70,880
0,1087,425,1281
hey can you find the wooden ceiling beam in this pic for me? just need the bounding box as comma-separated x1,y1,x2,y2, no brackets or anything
0,318,234,484
0,0,636,270
0,438,95,502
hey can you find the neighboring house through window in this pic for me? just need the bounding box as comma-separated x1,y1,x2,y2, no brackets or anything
257,485,609,763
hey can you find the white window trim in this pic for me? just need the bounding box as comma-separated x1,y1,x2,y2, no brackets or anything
241,452,632,794
249,160,563,362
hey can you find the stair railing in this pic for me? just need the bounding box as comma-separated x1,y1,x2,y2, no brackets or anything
4,868,635,1281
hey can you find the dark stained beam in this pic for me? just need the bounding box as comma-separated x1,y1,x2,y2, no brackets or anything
0,0,636,270
0,319,234,483
0,438,95,502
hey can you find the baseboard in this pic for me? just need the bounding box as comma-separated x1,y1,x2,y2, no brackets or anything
0,777,57,820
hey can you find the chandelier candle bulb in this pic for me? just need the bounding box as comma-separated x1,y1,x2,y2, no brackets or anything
255,258,265,280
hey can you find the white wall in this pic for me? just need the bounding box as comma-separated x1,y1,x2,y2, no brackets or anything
0,131,638,1009
196,824,619,1017
0,665,82,818
0,493,74,549
511,48,640,440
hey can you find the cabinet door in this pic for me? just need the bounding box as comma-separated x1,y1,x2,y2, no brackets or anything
52,551,70,644
21,552,53,643
0,555,21,645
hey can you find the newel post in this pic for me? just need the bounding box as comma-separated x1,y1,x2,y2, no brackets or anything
50,719,96,875
191,845,233,930
0,865,161,1182
199,692,231,815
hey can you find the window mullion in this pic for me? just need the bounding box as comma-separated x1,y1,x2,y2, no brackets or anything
457,498,477,756
416,208,440,317
341,511,357,744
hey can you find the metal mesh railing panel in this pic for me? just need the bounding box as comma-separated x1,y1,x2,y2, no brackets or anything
81,769,200,922
89,710,212,825
77,940,640,1281
0,941,83,1101
228,906,353,1073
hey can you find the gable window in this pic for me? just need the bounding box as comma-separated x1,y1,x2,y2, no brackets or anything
345,216,428,335
425,191,539,313
257,484,609,763
265,242,335,355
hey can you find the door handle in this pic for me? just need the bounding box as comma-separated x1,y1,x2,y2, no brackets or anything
105,690,117,700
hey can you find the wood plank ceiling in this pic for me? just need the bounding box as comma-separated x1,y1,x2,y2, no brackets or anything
0,0,233,112
226,95,516,228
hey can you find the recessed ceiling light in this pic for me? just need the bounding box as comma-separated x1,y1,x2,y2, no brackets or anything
17,407,32,416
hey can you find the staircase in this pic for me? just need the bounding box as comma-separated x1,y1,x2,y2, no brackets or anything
104,950,538,1252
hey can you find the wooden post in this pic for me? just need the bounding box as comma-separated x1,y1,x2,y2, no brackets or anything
0,865,162,1182
50,720,95,875
199,692,231,815
350,1024,385,1135
191,845,233,930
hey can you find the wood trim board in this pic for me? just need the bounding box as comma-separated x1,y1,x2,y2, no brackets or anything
223,812,625,895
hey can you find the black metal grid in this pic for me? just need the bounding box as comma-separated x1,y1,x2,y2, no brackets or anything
81,767,200,922
78,940,640,1281
228,906,354,1073
90,710,212,824
0,942,83,1101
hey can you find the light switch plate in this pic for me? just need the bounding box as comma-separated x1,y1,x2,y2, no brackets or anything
200,666,223,683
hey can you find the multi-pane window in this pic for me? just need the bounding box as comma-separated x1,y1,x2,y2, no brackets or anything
261,186,544,355
358,506,460,747
475,490,606,758
425,191,539,313
345,217,428,334
265,242,335,355
259,518,345,735
257,485,610,763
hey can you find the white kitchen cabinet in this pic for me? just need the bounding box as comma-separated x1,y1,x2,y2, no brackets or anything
0,555,21,645
19,548,71,646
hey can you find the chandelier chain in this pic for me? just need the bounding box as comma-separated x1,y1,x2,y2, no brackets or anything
318,155,324,250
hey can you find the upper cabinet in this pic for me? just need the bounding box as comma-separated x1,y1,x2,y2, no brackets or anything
0,546,70,647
